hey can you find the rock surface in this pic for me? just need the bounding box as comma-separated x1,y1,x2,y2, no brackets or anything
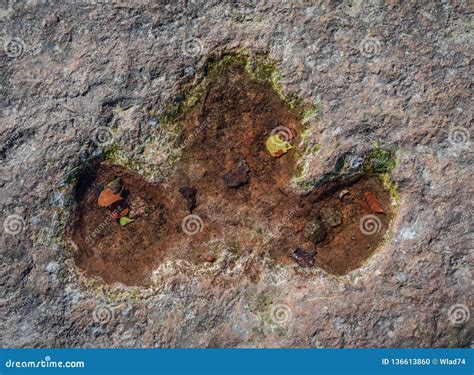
223,158,250,188
320,206,343,227
1,0,472,348
292,248,316,268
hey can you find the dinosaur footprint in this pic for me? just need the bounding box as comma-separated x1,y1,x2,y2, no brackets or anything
67,57,395,286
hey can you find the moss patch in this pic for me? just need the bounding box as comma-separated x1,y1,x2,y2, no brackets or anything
154,52,319,131
363,148,396,174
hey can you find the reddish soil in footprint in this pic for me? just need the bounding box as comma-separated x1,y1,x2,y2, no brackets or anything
67,62,394,286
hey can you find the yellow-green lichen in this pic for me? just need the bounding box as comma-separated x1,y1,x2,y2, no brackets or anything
380,172,399,207
103,144,162,178
361,145,399,205
152,52,320,145
302,104,320,125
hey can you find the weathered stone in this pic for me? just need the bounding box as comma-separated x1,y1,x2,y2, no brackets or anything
223,159,250,188
305,218,327,245
128,196,148,219
320,207,343,227
292,248,316,268
107,178,123,194
1,1,471,349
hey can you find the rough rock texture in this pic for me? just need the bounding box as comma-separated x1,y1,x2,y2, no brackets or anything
1,0,472,348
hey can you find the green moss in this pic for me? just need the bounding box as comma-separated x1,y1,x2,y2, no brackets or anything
103,144,122,160
150,52,320,143
111,53,321,194
243,55,308,113
363,148,396,174
152,54,249,126
206,52,318,123
206,53,248,75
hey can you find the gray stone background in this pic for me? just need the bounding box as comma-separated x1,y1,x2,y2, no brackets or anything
0,0,472,347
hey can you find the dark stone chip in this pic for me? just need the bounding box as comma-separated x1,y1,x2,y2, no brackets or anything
223,158,250,188
179,186,197,212
292,248,316,268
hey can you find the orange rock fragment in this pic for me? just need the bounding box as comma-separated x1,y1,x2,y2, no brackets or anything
98,188,122,207
364,191,384,213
